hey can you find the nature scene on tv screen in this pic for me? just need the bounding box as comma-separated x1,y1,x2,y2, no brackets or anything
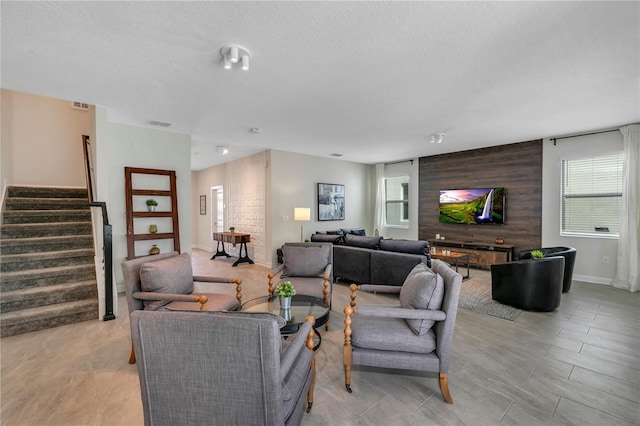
439,188,505,224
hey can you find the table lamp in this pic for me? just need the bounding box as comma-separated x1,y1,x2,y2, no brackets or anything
294,207,311,242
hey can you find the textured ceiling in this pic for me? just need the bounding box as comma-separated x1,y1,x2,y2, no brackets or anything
2,1,639,170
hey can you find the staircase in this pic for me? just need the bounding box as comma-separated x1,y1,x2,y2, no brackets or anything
1,186,99,337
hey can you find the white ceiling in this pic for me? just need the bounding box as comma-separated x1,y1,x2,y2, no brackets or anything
2,1,639,170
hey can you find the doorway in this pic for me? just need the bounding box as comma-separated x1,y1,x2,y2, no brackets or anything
211,186,224,234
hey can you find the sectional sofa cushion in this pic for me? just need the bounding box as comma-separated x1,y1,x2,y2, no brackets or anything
399,263,444,335
310,233,343,244
333,245,372,284
344,234,382,249
140,252,194,295
342,228,366,236
379,239,430,256
370,251,428,286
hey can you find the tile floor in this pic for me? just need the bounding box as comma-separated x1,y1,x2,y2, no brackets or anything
1,248,639,425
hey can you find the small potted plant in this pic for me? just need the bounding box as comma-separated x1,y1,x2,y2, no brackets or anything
146,199,158,212
531,249,545,259
229,226,235,233
275,281,296,309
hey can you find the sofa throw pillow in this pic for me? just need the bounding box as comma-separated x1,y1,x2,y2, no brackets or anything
310,233,343,245
282,244,331,277
342,228,366,236
399,263,444,335
380,239,430,256
344,234,382,249
140,252,194,295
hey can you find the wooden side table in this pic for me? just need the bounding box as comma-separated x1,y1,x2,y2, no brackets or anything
211,232,254,266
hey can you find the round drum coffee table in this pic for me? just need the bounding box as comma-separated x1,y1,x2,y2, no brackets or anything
241,294,329,350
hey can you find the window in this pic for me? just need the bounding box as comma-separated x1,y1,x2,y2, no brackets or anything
561,152,623,237
385,176,409,227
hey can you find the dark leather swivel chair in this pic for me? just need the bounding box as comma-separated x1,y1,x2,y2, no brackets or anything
519,247,576,292
491,257,565,311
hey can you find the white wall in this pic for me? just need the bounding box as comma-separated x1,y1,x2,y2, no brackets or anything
192,149,373,267
380,160,420,240
192,163,227,251
99,121,192,291
1,89,91,189
269,150,372,264
541,131,623,284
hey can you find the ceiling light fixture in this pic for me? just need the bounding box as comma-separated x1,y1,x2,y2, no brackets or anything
216,146,229,155
249,128,261,133
430,133,445,144
221,45,250,71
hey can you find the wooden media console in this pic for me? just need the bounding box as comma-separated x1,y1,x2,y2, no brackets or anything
428,239,514,268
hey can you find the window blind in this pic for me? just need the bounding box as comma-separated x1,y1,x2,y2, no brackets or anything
561,152,623,235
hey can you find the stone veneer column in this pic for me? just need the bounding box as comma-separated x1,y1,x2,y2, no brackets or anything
226,152,266,265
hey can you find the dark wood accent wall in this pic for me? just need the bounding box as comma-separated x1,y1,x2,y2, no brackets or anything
418,140,542,257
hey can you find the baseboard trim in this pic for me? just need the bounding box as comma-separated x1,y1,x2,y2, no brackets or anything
574,274,612,286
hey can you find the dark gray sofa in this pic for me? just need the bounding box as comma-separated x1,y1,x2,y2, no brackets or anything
311,233,431,292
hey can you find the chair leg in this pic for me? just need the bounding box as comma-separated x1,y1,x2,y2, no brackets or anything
305,318,316,413
343,305,353,393
439,373,453,404
344,365,352,393
128,340,136,364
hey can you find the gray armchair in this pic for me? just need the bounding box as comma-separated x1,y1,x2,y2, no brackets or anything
121,251,242,363
268,242,333,308
130,310,317,426
343,259,462,403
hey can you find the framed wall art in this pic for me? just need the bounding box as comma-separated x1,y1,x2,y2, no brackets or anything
200,195,206,215
317,183,345,221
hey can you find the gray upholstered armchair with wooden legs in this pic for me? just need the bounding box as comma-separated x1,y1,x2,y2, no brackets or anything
268,243,333,327
343,259,462,403
121,251,242,364
131,310,316,426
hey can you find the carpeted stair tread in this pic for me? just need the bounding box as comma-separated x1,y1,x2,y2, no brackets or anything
0,264,96,292
0,300,98,337
0,235,94,255
1,281,98,312
7,186,88,199
1,222,91,238
5,197,89,211
1,249,95,273
2,280,97,300
2,210,92,224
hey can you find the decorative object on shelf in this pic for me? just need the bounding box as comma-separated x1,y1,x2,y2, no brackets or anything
531,249,545,259
199,195,206,215
146,199,158,212
495,236,504,244
275,281,296,309
318,182,345,221
149,245,160,255
149,224,158,234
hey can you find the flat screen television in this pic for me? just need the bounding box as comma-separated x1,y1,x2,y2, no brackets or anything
439,188,505,225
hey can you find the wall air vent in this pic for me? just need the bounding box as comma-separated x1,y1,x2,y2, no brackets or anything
71,101,89,111
148,120,171,127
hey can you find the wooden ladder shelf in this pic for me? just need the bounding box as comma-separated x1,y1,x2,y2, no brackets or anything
125,167,180,259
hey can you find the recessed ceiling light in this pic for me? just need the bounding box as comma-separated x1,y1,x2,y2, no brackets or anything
216,146,229,155
148,120,171,127
330,153,343,157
